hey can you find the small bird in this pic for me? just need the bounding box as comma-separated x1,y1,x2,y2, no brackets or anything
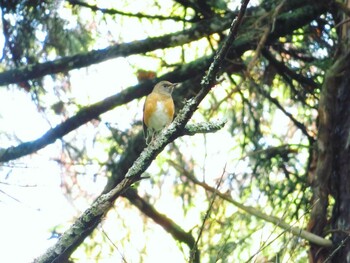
143,81,178,144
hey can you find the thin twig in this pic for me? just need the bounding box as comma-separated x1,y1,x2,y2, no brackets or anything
185,173,332,248
101,228,128,263
189,165,226,262
67,0,187,22
324,235,350,263
246,0,286,73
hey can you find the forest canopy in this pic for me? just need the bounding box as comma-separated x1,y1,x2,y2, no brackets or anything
0,0,349,262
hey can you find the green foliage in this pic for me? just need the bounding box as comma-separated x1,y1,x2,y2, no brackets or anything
0,0,93,66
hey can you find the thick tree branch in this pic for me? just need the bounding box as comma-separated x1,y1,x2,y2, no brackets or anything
31,91,226,263
0,83,144,163
0,2,327,87
0,12,235,86
123,189,200,262
0,57,212,163
180,120,226,136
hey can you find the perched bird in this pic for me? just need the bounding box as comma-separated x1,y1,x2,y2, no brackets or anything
143,81,178,144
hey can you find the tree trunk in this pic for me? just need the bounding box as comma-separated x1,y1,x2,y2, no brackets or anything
309,1,350,260
328,51,350,262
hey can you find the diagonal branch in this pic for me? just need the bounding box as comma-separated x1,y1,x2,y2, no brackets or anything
124,0,249,181
189,165,225,263
252,82,315,142
123,188,200,262
185,172,332,248
33,2,249,261
262,48,318,91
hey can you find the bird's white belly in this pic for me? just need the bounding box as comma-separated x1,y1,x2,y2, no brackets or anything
148,102,171,131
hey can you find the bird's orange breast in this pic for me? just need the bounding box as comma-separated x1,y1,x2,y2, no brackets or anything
143,93,174,131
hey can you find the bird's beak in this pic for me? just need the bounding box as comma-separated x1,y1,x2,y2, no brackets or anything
171,83,179,92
